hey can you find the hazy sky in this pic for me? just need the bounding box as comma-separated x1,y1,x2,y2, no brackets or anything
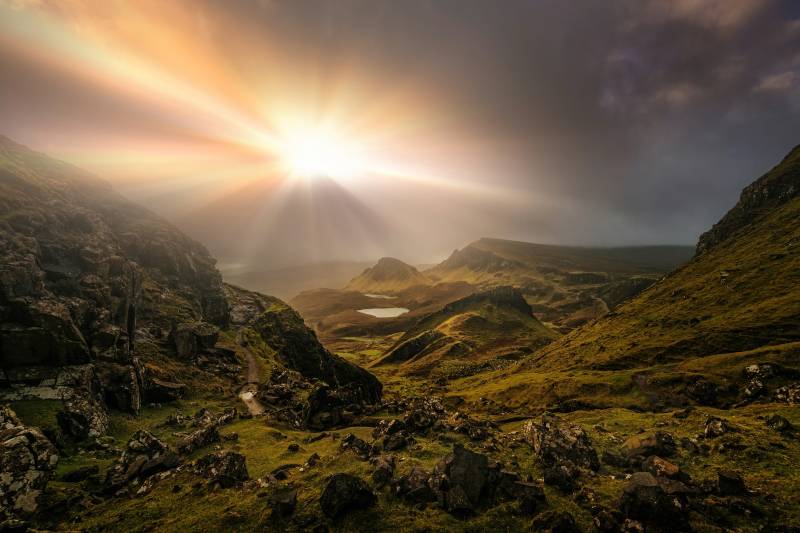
2,0,799,269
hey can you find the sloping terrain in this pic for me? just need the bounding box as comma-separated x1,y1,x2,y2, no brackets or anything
426,239,693,331
345,257,432,293
372,287,557,377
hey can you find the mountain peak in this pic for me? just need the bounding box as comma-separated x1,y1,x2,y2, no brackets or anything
345,257,431,293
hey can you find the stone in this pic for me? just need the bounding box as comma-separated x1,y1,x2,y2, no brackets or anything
194,451,249,488
523,414,599,470
144,379,186,403
178,424,220,455
371,455,395,488
340,433,374,460
620,472,688,530
104,430,179,493
0,406,59,518
391,466,435,504
62,464,99,483
56,394,109,439
320,473,376,518
641,456,682,480
622,431,676,458
530,510,581,532
717,470,747,496
704,417,730,438
543,462,580,492
766,414,794,433
270,488,297,519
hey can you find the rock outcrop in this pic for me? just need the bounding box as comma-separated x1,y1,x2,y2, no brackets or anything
0,406,59,519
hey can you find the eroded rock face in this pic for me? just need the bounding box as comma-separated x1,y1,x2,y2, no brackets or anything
0,406,59,518
523,414,599,471
320,473,377,518
0,138,228,423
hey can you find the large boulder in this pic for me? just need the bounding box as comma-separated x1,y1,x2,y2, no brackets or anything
178,424,220,455
320,473,377,518
622,431,676,459
169,322,219,361
0,406,59,518
523,414,599,470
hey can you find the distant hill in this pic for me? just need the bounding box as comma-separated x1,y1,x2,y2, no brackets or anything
372,286,557,377
424,239,693,331
224,260,373,300
345,257,432,293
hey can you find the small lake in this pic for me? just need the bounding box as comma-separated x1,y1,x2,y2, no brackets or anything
357,307,409,318
364,293,397,299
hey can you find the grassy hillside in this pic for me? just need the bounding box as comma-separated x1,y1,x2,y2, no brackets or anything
372,287,558,377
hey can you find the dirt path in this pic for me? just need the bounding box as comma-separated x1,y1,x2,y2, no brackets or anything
238,347,265,416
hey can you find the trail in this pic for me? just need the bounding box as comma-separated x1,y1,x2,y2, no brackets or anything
238,346,265,416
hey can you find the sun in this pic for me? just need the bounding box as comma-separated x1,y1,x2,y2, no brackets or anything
280,128,365,180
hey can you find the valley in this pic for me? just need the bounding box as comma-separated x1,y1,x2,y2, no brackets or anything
2,138,799,532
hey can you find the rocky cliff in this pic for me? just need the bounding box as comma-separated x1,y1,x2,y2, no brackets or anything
0,137,381,435
696,144,800,255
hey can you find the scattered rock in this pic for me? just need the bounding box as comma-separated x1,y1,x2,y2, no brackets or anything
104,430,179,494
430,444,490,514
530,510,580,532
704,417,730,438
270,487,297,519
542,463,580,493
371,455,396,488
178,425,220,454
62,465,99,483
717,470,747,496
523,414,599,471
641,456,683,480
774,383,800,404
620,472,689,531
320,473,376,518
56,395,109,440
622,431,676,459
287,443,300,453
391,466,436,504
340,433,375,460
766,414,794,434
193,451,249,488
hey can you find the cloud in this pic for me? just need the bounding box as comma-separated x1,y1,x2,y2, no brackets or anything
755,70,799,91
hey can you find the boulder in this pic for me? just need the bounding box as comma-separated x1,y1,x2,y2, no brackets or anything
340,433,375,460
371,455,396,488
523,414,599,470
178,424,220,455
774,383,800,404
270,487,297,519
94,362,141,414
104,430,179,493
56,394,109,439
0,406,59,518
766,414,794,433
717,470,747,496
170,322,219,360
622,431,676,459
391,466,436,504
704,417,730,438
543,463,580,492
430,444,489,514
320,473,376,518
62,464,99,483
143,379,186,403
620,472,689,531
641,456,683,480
530,510,581,532
193,451,248,488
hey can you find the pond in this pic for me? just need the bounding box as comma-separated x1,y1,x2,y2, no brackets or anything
356,307,409,318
